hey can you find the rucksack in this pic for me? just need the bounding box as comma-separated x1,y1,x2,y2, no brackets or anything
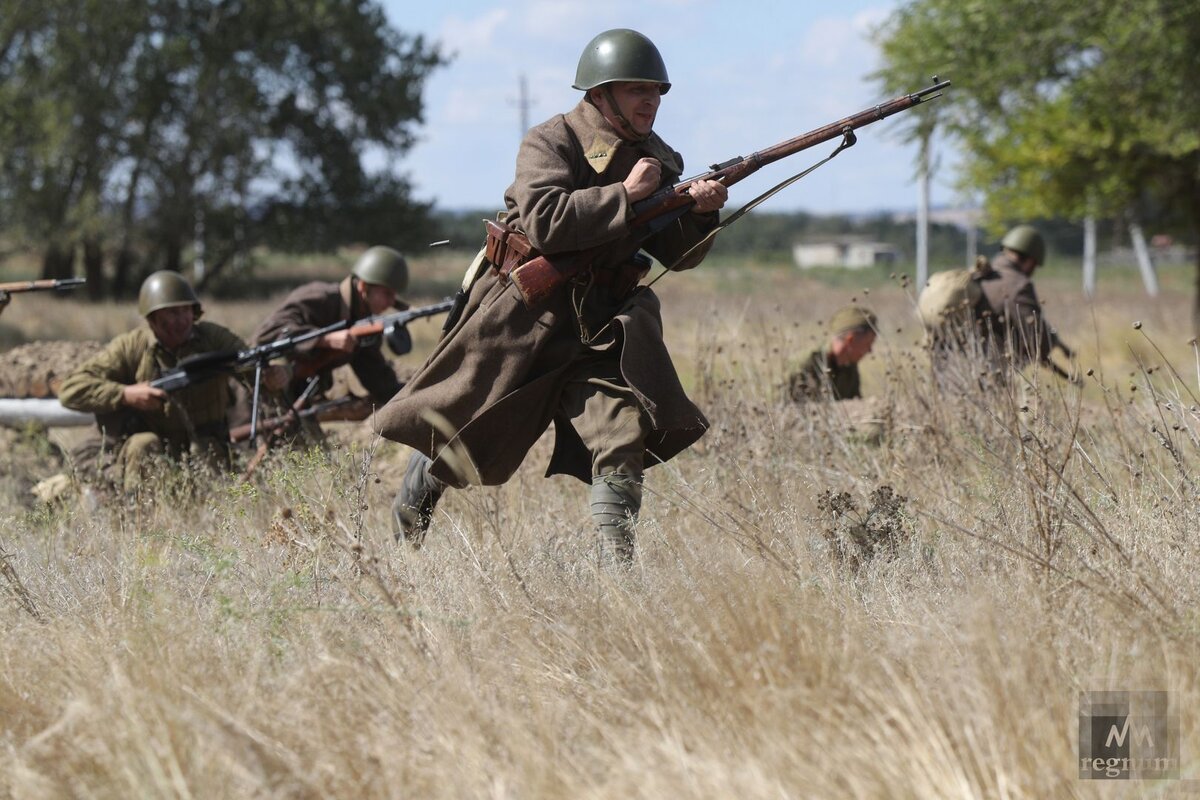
916,258,988,329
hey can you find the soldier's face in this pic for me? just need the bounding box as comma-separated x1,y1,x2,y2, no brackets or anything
147,305,196,350
832,329,876,366
598,81,662,138
359,281,397,315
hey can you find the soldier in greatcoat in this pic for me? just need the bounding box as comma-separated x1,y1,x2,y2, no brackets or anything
376,29,729,563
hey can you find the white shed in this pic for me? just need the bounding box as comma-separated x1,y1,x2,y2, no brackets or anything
792,239,899,269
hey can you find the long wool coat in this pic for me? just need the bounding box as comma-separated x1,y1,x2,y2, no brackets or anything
376,99,720,486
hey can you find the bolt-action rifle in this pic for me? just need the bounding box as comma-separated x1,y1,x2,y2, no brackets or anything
484,79,951,307
0,277,86,295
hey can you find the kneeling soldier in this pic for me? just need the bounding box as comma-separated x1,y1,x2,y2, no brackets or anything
59,271,279,494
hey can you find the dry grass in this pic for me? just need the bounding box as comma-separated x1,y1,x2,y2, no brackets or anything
1,255,1199,798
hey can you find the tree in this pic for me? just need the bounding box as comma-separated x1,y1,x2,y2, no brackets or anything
0,0,445,295
873,0,1200,332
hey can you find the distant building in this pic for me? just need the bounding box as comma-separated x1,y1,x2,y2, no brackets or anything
792,238,899,269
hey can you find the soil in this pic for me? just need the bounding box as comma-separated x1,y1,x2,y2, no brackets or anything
0,340,104,398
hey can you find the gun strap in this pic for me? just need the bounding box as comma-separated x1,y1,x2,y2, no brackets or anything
581,129,858,345
652,127,857,286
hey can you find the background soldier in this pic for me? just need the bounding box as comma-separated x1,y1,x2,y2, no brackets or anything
788,305,878,402
973,224,1073,371
58,271,283,494
378,29,728,564
232,246,410,436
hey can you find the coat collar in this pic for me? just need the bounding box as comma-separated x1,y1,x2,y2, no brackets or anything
565,100,683,178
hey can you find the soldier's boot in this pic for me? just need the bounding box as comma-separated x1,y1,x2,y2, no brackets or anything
590,472,643,567
391,452,446,547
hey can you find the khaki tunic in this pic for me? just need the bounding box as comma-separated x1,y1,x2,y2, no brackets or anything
58,322,246,487
788,349,861,402
376,99,719,486
250,278,402,404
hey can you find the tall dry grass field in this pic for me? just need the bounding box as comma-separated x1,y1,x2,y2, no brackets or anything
1,255,1198,798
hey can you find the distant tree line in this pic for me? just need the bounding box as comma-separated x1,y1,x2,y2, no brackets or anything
0,0,444,298
431,209,1130,270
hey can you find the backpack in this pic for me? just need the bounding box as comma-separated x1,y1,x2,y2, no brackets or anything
916,258,987,329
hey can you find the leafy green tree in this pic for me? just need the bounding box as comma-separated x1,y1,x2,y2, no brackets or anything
0,0,445,295
873,0,1200,331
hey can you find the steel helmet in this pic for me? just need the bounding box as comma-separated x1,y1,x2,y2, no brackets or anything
572,29,671,94
1001,224,1046,266
138,270,202,318
351,246,409,294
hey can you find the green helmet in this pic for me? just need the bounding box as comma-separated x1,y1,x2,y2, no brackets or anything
351,246,409,294
572,29,671,94
1001,224,1046,266
138,270,201,317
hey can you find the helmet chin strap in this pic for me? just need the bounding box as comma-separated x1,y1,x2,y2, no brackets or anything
599,85,650,143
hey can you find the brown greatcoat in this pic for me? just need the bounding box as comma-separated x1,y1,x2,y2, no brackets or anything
375,99,720,486
975,252,1061,369
251,278,402,403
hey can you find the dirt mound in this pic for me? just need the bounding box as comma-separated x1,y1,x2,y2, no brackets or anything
0,340,104,398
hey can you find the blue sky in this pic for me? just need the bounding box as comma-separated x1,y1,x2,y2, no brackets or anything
381,0,959,216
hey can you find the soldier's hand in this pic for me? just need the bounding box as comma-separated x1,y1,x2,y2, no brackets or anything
122,382,167,412
623,157,662,202
319,329,357,353
688,179,728,214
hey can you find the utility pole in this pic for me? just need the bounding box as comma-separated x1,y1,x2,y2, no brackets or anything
509,73,535,139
